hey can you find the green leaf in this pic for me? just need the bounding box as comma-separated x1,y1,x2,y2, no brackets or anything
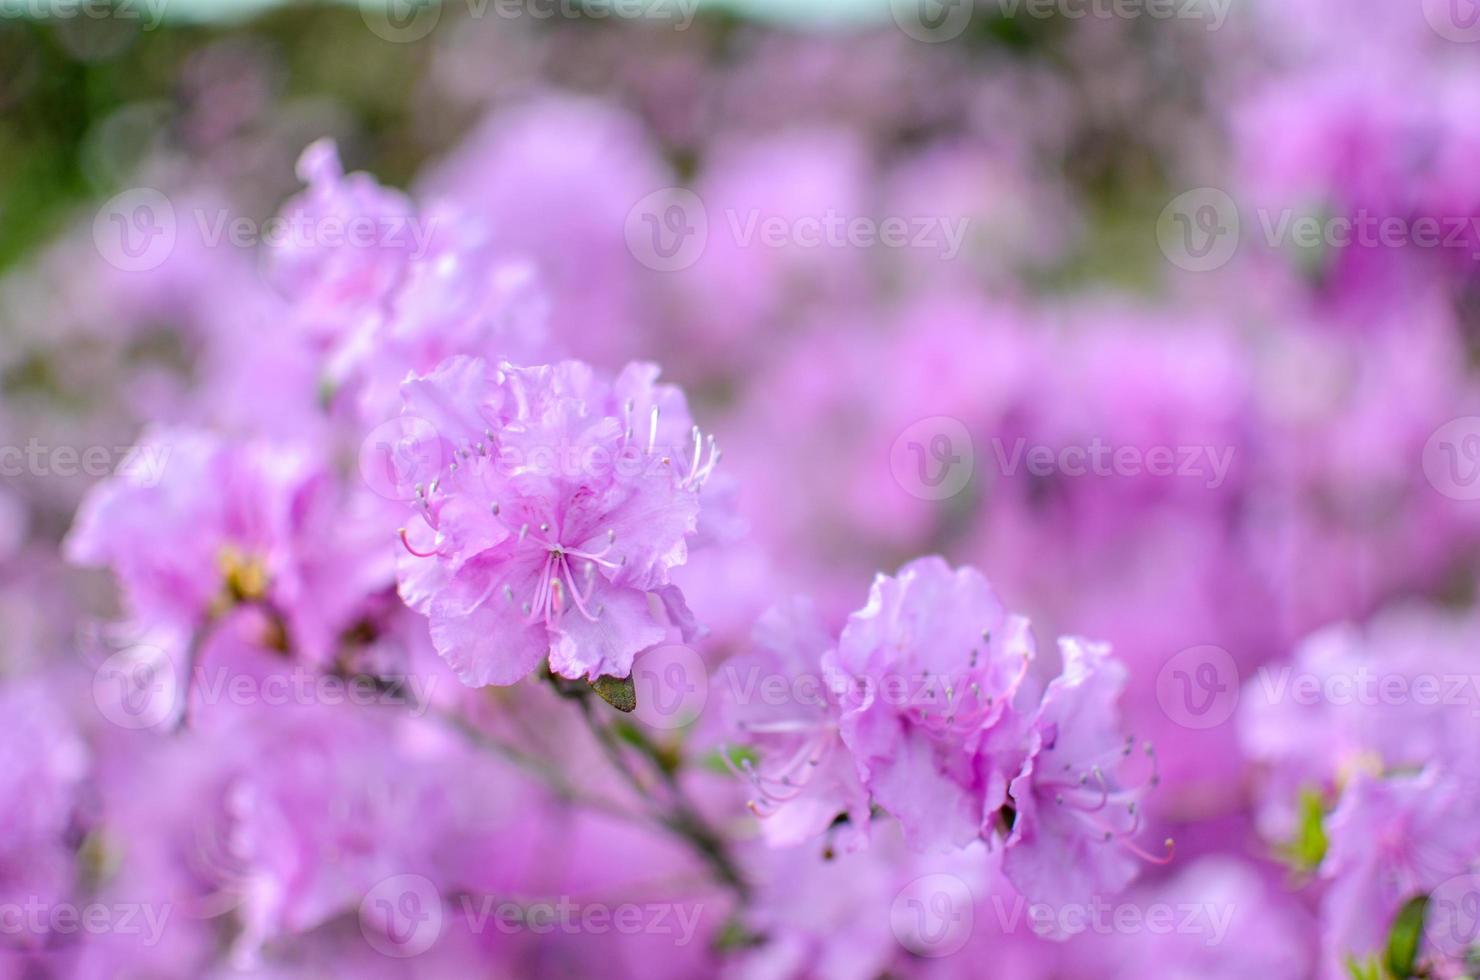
1385,894,1429,979
1343,953,1381,980
589,674,636,713
711,916,764,952
1284,787,1330,872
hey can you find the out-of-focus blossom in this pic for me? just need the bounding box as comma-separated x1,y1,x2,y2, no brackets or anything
0,680,87,922
266,141,549,424
418,95,671,367
1320,769,1480,976
717,597,869,851
65,427,395,668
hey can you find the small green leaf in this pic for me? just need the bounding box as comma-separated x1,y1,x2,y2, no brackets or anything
1284,787,1330,872
1385,894,1429,979
711,916,764,952
589,674,636,713
1343,953,1381,980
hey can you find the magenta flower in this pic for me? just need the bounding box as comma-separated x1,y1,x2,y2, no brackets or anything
830,556,1035,852
1240,606,1480,842
1000,637,1170,913
393,356,718,686
65,426,395,666
718,598,870,851
265,141,548,424
1321,768,1480,973
265,139,421,347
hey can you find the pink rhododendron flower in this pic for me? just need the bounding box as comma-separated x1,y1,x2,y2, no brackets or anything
831,556,1035,852
393,356,718,685
718,597,869,851
1001,637,1170,914
267,141,549,423
66,426,395,667
1320,769,1480,975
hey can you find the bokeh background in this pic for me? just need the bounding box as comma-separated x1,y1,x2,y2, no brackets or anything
4,0,1480,977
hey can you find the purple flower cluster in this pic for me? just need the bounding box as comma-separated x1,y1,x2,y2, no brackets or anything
1,6,1478,977
723,558,1169,914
